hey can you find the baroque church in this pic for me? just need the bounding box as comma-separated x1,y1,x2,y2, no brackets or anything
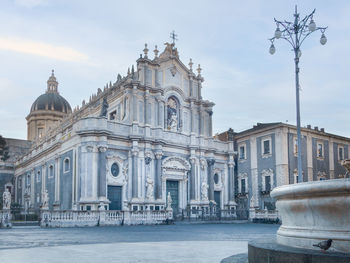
1,40,350,223
13,42,236,216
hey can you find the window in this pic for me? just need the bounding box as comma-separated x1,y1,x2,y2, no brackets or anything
214,173,219,184
27,174,31,186
263,140,270,154
338,146,344,161
293,138,298,156
239,145,246,160
241,178,246,193
261,169,274,192
238,173,248,194
109,110,117,120
317,142,324,158
265,176,271,191
64,158,70,173
36,171,41,182
111,163,120,177
49,165,54,178
38,128,43,139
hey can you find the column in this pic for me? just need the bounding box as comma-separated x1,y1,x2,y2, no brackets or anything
98,146,108,199
228,162,235,201
131,148,139,198
154,151,163,199
132,85,138,123
208,110,213,137
207,159,215,201
250,137,259,207
198,107,202,136
54,156,60,207
307,133,313,182
190,101,195,133
329,138,335,179
189,157,196,200
144,91,150,125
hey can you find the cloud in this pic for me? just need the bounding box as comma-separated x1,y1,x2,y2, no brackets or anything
14,0,47,8
0,37,89,62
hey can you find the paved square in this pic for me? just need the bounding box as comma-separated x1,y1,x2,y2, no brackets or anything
0,223,278,262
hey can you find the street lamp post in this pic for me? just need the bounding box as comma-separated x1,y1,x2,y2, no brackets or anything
269,6,327,183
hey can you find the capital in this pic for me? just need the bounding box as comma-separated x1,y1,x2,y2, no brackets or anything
145,156,152,165
155,152,163,160
207,159,215,166
98,146,108,153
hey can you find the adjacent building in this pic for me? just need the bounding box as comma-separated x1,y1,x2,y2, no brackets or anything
217,122,350,219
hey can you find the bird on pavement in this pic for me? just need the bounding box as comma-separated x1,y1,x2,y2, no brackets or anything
313,239,332,252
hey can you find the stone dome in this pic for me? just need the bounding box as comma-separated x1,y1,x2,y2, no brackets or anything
30,70,72,114
30,93,72,113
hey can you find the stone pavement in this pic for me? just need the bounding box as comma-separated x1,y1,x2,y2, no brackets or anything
0,223,278,262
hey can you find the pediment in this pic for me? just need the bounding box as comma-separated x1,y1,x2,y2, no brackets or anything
162,156,190,172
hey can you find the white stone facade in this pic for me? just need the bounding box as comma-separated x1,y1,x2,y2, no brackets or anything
14,43,236,220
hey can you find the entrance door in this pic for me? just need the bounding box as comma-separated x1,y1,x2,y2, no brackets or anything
166,180,179,215
108,186,122,210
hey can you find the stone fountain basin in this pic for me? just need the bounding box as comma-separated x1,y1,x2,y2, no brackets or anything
271,179,350,253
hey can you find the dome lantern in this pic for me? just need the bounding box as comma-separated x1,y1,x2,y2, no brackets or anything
47,69,58,93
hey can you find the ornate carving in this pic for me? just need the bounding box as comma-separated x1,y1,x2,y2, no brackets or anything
189,157,196,165
145,157,152,165
201,182,209,201
200,158,207,170
98,146,107,153
155,152,163,160
145,175,154,200
207,159,215,167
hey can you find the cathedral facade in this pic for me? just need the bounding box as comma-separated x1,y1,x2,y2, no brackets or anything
13,43,236,216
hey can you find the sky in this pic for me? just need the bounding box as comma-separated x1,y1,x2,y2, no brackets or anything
0,0,350,139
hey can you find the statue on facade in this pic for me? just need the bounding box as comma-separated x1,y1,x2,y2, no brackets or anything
99,97,109,117
201,182,209,201
2,188,11,210
146,175,154,200
41,190,49,210
167,97,178,131
166,192,173,210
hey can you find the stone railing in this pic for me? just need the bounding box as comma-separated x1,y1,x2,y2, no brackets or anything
249,208,279,222
40,209,173,228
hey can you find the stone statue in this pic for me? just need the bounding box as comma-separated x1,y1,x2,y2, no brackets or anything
167,192,173,210
99,97,109,117
167,98,178,131
201,182,209,201
2,188,11,210
145,175,154,200
169,112,177,131
41,189,49,210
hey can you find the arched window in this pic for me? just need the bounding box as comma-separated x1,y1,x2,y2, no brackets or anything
37,171,41,182
49,165,54,178
64,158,70,173
167,96,179,131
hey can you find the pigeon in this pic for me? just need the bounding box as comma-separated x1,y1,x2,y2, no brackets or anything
313,239,332,252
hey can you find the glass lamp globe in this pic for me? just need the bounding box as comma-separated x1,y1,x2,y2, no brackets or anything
275,27,282,39
297,49,302,58
269,44,275,55
309,19,316,32
320,33,327,45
